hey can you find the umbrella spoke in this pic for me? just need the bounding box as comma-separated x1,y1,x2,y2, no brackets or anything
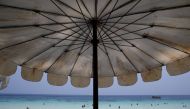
79,0,93,18
98,0,112,18
0,4,84,20
99,0,142,39
76,0,93,38
101,12,154,39
100,0,138,19
103,22,190,30
68,32,91,77
102,26,164,65
98,0,119,39
98,46,116,76
20,27,90,65
80,45,92,54
38,26,87,41
0,22,86,29
53,0,90,19
44,26,89,41
102,24,152,40
49,0,92,40
37,12,90,40
43,27,91,72
98,29,118,76
95,0,98,18
97,28,120,52
101,4,190,20
137,34,190,55
105,23,190,55
101,27,140,72
55,43,90,47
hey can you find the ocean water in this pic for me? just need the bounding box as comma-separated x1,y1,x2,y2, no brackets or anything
0,95,190,109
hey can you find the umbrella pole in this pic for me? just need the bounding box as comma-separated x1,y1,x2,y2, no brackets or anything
92,19,98,109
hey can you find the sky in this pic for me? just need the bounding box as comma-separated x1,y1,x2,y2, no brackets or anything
0,66,190,95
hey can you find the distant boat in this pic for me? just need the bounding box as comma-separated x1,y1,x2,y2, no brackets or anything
152,96,161,99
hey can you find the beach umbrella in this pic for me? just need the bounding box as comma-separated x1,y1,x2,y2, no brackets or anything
0,0,190,108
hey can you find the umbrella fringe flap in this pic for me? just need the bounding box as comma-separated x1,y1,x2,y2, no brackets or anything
0,56,190,89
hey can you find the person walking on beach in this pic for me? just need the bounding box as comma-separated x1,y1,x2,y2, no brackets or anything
118,106,120,109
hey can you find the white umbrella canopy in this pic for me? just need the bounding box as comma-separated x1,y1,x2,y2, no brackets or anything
0,0,190,88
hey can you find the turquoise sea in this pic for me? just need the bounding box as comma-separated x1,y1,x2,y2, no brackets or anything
0,95,190,109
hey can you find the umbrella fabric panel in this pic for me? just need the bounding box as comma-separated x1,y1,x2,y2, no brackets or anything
47,51,80,76
98,48,115,77
141,67,162,82
129,39,188,64
166,56,190,76
21,67,43,82
71,49,92,78
71,76,91,88
48,73,68,86
0,38,60,64
23,47,67,71
0,27,52,49
98,77,113,88
137,27,190,48
0,0,63,14
117,73,137,86
0,59,17,76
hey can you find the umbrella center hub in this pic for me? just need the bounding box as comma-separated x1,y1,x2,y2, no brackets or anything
89,18,100,27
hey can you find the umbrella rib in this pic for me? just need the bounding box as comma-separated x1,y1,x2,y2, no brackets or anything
95,0,98,18
49,0,92,40
99,44,120,52
106,24,190,55
76,0,93,37
101,27,140,72
60,44,89,52
102,24,152,40
20,28,89,65
53,27,90,46
0,32,54,51
98,29,117,76
0,22,86,29
103,22,190,30
38,25,87,41
100,0,138,19
103,38,144,42
44,27,88,41
37,12,89,39
101,4,190,20
98,46,116,76
0,26,86,53
68,32,91,77
45,27,91,72
55,43,89,47
102,26,165,65
101,12,154,39
98,0,112,18
101,43,133,47
80,45,92,54
0,4,84,20
98,0,119,39
99,0,142,39
142,34,190,55
78,0,93,18
23,27,89,69
53,0,90,19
